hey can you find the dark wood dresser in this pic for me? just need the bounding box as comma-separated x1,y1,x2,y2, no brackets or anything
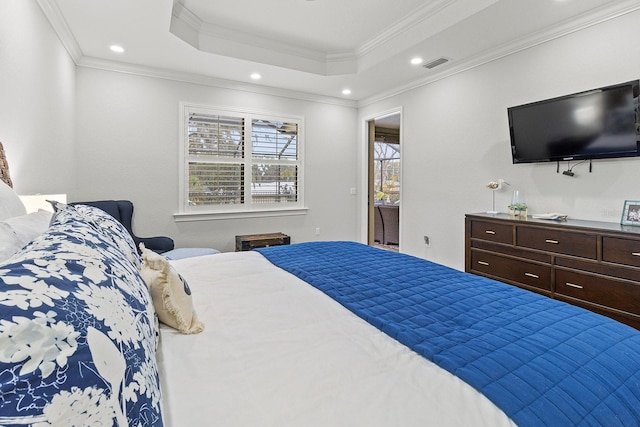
465,213,640,329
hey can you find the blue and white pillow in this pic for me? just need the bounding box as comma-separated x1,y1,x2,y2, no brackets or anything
0,205,163,426
50,202,141,268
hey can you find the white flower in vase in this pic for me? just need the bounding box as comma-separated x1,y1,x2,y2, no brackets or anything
486,179,509,214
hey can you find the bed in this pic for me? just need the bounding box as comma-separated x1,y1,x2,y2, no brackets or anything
161,243,640,426
158,249,514,427
2,182,640,426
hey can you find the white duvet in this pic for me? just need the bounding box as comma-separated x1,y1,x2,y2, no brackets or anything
158,251,515,427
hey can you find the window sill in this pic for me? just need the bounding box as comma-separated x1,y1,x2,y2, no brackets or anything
173,207,309,222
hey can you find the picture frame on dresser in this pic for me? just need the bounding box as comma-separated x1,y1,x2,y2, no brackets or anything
621,200,640,226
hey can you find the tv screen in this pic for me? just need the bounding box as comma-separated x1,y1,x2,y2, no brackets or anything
508,80,640,164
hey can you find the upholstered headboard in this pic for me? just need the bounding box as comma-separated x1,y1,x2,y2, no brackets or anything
0,142,13,188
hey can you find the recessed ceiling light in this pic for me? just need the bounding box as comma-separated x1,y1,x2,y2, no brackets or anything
109,45,125,53
250,73,262,80
411,57,423,65
342,89,352,95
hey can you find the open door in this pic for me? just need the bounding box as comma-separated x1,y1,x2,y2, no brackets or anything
368,113,401,251
367,120,376,245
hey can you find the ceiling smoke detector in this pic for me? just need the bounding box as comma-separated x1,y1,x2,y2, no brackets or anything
422,57,450,69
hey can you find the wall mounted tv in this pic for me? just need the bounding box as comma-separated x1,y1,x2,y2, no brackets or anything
508,80,640,164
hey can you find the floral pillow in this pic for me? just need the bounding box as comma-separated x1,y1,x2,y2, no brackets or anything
0,210,163,426
50,202,141,268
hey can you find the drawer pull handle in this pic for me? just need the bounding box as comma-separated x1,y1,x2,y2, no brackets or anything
485,230,496,235
545,239,559,244
632,252,640,257
477,261,489,266
565,282,583,290
524,272,539,279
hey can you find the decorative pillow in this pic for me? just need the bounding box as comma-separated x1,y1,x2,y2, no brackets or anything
74,204,141,266
0,213,163,426
140,244,204,334
50,202,141,268
0,179,26,220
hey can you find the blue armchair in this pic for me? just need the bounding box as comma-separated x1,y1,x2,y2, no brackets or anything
71,200,174,254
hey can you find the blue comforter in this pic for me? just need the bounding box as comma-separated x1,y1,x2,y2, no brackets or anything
257,241,640,426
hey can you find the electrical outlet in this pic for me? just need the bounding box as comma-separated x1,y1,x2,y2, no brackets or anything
315,227,321,236
424,236,430,247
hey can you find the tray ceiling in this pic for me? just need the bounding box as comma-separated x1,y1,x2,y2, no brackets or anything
38,0,640,103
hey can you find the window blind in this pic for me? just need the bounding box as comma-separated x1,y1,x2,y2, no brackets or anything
251,120,297,160
182,105,303,212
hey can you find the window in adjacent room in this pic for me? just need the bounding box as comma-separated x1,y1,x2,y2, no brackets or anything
179,104,304,216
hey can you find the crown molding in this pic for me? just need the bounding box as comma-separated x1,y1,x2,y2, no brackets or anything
173,0,328,61
171,0,202,32
356,0,457,57
37,0,357,107
171,1,357,75
170,0,493,76
358,0,640,107
77,56,357,108
37,0,640,108
36,0,83,62
193,22,358,75
197,21,329,63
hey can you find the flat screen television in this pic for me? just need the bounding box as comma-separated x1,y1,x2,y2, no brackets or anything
508,80,640,164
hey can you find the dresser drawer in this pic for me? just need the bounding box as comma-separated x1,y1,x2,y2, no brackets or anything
471,251,551,291
555,269,640,315
470,220,513,245
516,227,597,259
602,237,640,268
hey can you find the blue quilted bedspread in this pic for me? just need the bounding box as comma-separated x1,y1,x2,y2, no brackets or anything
257,241,640,426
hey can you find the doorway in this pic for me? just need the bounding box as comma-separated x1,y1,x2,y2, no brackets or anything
367,112,401,251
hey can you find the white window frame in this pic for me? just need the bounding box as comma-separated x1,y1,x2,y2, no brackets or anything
176,103,306,221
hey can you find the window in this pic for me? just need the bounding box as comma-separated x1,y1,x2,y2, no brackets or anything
179,104,304,217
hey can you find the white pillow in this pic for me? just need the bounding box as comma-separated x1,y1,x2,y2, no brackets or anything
0,222,23,262
4,210,52,245
0,180,26,221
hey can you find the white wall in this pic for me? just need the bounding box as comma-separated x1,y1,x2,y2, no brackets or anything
75,68,359,251
0,0,76,195
359,10,640,270
5,2,640,262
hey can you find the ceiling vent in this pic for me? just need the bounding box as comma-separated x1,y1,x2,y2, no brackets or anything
422,57,450,69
